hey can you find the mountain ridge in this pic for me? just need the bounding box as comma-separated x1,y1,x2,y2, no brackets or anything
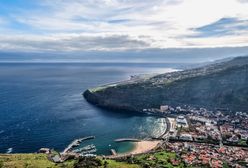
83,56,248,113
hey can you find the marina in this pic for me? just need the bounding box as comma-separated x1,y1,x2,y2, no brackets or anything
72,144,96,153
61,136,95,154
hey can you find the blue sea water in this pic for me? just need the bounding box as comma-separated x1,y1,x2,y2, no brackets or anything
0,63,179,155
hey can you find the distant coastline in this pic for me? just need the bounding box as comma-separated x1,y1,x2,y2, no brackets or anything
83,56,248,114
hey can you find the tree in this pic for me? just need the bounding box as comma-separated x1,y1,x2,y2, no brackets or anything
103,160,108,168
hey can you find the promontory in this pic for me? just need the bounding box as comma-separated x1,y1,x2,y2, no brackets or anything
83,56,248,113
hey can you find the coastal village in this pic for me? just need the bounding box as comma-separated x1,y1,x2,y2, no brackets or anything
142,104,248,167
37,104,248,168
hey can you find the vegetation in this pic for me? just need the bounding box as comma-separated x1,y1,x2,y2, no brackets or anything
75,151,186,168
238,139,247,146
84,56,248,113
100,160,140,168
0,154,75,168
0,151,187,168
132,151,186,168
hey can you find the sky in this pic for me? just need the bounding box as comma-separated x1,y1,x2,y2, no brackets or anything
0,0,248,52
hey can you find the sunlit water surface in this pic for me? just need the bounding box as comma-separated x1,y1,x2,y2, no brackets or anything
0,63,180,154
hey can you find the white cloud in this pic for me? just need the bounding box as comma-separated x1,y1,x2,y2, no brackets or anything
0,0,248,51
0,34,151,51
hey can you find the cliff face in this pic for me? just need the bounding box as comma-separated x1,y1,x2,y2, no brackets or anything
83,56,248,113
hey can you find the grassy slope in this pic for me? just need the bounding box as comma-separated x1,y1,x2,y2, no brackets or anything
0,151,185,168
0,154,75,168
0,154,140,168
100,151,186,168
84,57,248,112
133,151,186,168
102,160,141,168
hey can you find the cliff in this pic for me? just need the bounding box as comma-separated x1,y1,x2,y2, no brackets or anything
83,56,248,113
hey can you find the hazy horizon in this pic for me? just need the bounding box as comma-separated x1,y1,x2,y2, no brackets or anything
1,46,248,63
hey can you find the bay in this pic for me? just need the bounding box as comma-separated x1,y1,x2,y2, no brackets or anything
0,63,180,154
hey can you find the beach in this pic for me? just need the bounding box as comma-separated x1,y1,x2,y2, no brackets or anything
129,140,161,155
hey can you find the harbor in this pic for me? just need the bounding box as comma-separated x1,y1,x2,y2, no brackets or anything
37,112,170,162
61,136,96,155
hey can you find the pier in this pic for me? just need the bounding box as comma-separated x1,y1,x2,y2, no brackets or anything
114,138,141,142
110,149,117,156
61,136,95,154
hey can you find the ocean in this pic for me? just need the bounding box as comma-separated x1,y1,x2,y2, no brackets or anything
0,63,181,155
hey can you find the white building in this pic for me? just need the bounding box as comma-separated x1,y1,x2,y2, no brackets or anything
160,105,169,112
176,115,188,128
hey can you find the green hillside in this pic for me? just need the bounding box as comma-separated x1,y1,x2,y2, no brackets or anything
84,56,248,113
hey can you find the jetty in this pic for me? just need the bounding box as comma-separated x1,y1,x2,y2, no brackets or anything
114,138,141,142
61,136,95,154
110,149,117,156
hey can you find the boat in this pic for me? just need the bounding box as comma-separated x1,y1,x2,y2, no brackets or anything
6,148,13,154
72,144,96,153
80,149,97,154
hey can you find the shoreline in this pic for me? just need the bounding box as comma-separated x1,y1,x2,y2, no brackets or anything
125,140,161,155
